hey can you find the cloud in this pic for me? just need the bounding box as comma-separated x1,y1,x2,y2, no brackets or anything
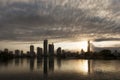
94,38,120,42
0,0,120,41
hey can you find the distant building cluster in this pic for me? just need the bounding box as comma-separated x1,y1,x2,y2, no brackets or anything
0,39,63,59
0,39,120,61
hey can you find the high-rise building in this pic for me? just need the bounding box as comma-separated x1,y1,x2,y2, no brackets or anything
81,49,85,54
21,50,24,57
27,51,30,56
87,40,90,53
30,45,35,57
57,47,62,56
30,45,34,53
44,39,48,56
4,48,9,53
15,49,20,57
37,47,42,57
49,43,54,56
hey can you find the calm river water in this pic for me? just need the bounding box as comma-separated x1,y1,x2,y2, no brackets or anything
0,58,120,80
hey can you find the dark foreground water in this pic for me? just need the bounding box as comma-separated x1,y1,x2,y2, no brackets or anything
0,58,120,80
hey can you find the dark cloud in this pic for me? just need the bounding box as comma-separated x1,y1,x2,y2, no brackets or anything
94,38,120,42
0,0,120,41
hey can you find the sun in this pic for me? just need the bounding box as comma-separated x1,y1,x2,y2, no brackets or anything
55,40,88,52
80,41,88,52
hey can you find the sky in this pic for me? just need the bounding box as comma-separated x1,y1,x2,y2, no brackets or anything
0,0,120,52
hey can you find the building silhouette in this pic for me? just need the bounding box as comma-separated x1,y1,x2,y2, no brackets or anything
57,47,62,57
15,50,20,57
9,51,13,54
4,48,9,53
81,49,85,54
44,39,48,56
30,45,35,57
87,40,91,53
27,51,30,57
21,50,24,57
49,43,54,56
37,47,42,57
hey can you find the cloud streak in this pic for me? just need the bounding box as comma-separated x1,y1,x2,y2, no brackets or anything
0,0,120,41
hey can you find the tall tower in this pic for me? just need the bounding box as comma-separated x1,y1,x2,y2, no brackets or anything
49,43,54,56
15,49,20,57
44,39,48,56
4,48,9,53
30,45,35,57
87,40,90,53
37,47,42,57
57,47,62,56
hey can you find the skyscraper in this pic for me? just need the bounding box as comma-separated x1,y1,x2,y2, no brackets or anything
87,40,90,53
21,50,24,57
49,43,54,56
37,47,42,57
30,45,35,57
57,47,62,56
44,39,48,56
15,49,20,57
4,48,9,53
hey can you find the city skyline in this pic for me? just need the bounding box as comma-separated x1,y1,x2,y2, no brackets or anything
1,40,120,53
0,0,120,53
0,39,91,54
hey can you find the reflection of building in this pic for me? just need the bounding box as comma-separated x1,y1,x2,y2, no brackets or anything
30,45,35,57
49,43,54,56
88,60,120,74
30,58,35,71
57,47,62,56
44,39,48,56
43,57,48,75
49,57,54,72
43,57,48,80
57,58,61,69
37,58,42,69
37,47,42,57
15,58,19,66
87,41,90,53
88,60,93,74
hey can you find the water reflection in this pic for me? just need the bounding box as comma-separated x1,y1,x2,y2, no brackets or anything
29,58,35,71
43,57,48,80
37,58,42,69
49,57,54,72
0,59,120,80
21,58,23,65
15,58,19,66
57,58,61,69
78,60,88,74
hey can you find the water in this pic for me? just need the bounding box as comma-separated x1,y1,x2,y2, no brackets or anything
0,58,120,80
